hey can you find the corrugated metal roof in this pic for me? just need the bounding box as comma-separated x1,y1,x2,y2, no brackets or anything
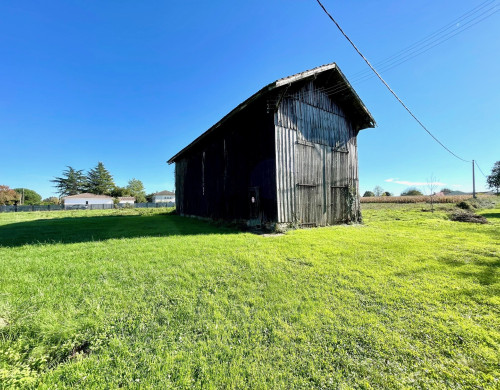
167,62,375,164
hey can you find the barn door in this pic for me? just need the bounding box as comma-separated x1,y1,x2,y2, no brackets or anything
329,149,349,223
295,142,324,227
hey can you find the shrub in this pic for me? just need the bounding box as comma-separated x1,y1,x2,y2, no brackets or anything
456,201,472,210
363,191,375,197
401,187,423,196
468,197,498,209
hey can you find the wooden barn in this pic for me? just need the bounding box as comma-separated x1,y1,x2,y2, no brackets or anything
168,63,375,228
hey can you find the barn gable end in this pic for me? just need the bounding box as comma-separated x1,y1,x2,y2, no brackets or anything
275,80,361,225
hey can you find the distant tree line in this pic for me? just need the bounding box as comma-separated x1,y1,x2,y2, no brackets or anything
360,161,499,198
0,185,58,206
363,186,423,197
0,163,151,206
52,162,147,203
363,186,393,197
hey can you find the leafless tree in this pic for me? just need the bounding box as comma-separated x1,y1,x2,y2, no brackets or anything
427,175,438,213
373,186,384,197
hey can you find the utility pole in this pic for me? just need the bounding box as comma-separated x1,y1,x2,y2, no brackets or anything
472,160,476,199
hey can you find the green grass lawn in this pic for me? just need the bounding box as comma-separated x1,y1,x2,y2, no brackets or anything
0,203,499,389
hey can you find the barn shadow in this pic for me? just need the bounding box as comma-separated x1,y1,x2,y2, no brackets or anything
0,212,238,248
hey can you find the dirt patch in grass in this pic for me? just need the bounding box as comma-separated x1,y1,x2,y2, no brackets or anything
450,210,489,224
68,340,91,360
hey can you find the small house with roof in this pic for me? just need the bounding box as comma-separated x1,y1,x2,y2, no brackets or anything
168,63,375,228
63,193,135,208
118,196,136,205
63,193,114,209
152,190,175,204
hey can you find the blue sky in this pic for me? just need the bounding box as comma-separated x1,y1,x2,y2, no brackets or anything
1,0,499,198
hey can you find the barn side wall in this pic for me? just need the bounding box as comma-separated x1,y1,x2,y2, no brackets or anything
175,101,277,224
275,81,361,226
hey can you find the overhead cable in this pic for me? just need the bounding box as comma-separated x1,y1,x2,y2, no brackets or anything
475,161,488,177
284,1,499,102
315,0,471,163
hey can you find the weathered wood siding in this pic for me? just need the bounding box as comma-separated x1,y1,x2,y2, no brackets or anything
275,81,361,226
175,102,277,224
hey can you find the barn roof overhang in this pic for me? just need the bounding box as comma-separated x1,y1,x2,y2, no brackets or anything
168,62,375,164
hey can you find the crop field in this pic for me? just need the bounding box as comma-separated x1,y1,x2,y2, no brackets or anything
360,195,473,203
0,202,499,388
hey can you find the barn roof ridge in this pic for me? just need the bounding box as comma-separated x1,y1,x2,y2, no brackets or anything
168,62,375,164
275,62,338,86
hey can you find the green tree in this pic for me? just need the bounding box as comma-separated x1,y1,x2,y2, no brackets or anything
51,166,86,196
14,188,42,205
42,197,60,205
441,188,452,195
382,191,392,196
110,186,130,197
126,178,146,203
86,162,115,195
401,187,423,196
363,191,375,197
0,185,20,205
486,161,500,194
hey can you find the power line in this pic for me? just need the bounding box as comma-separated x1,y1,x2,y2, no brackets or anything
303,1,498,96
315,0,472,163
343,0,499,81
475,161,488,177
284,1,499,103
360,4,499,76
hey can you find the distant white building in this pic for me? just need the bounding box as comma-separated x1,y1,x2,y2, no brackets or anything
152,190,175,204
118,196,135,205
63,193,114,209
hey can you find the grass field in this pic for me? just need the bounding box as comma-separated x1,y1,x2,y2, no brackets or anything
0,202,499,388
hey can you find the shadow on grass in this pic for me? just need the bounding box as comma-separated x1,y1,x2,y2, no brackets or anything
0,212,238,247
480,211,500,220
439,253,499,287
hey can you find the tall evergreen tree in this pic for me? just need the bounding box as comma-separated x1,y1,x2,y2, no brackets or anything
86,162,115,195
126,178,146,203
51,166,86,196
